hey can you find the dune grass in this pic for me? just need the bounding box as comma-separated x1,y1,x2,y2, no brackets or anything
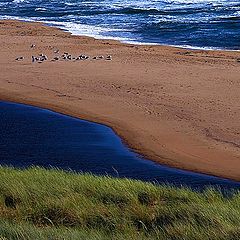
0,166,240,239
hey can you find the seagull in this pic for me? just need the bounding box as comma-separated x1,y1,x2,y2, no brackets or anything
80,55,89,60
31,44,36,48
15,57,24,61
52,56,59,61
54,49,59,54
42,55,48,61
93,56,104,60
32,56,35,63
106,55,112,61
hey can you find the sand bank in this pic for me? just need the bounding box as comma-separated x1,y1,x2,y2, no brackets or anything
0,20,239,181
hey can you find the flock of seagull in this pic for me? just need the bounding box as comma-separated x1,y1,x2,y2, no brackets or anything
15,46,112,63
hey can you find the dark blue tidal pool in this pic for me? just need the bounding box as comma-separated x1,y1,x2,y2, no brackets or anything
0,101,240,191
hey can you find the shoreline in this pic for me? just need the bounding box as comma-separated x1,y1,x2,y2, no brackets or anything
1,96,239,184
3,99,240,187
40,22,240,52
0,20,239,181
1,17,240,52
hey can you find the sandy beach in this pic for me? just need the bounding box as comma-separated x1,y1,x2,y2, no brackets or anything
0,20,239,181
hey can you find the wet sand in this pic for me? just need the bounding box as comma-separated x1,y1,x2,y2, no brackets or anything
0,20,239,181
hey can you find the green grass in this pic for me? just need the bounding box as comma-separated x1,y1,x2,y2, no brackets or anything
0,166,240,239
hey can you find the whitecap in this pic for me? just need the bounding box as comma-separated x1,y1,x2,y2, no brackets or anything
65,2,75,6
13,0,26,3
42,20,133,42
35,8,47,12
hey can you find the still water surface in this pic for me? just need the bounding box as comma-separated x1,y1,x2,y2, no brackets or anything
1,101,240,191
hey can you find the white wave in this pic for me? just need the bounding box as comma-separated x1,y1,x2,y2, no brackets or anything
32,20,240,51
13,0,27,3
164,0,229,3
35,8,47,12
65,2,76,6
0,15,35,21
43,20,134,42
0,15,239,52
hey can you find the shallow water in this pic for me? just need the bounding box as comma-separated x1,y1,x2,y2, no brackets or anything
0,0,240,49
0,101,240,191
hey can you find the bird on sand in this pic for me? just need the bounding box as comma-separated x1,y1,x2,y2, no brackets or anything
52,56,59,61
106,55,112,61
15,57,24,61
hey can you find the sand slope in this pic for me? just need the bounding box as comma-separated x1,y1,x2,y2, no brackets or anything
0,20,239,180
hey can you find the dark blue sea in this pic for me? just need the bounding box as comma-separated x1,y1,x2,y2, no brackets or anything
0,0,240,49
1,101,240,191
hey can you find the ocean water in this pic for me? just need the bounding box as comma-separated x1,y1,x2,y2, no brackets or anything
1,101,240,191
0,0,240,49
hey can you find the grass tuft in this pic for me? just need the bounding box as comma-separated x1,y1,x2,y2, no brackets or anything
4,195,21,209
0,166,240,239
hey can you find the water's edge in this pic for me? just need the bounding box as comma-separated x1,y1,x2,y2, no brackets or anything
1,17,239,52
1,100,240,191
